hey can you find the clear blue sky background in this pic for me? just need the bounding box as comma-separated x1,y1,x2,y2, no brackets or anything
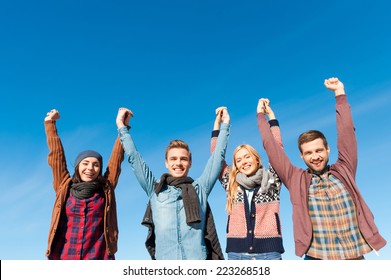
1,0,390,260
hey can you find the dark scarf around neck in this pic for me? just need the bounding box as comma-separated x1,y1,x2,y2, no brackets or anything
155,173,200,224
70,181,102,199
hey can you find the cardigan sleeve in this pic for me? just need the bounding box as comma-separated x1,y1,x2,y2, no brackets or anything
104,136,125,190
257,113,300,190
269,119,284,149
335,95,358,176
44,120,71,193
210,130,230,190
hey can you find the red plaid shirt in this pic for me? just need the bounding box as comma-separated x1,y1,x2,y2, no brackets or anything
48,192,114,260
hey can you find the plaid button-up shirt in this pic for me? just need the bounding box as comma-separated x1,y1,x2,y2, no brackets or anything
306,172,372,260
49,192,114,260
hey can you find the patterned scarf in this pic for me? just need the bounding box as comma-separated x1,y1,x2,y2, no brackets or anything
155,173,200,224
236,167,274,193
70,181,102,199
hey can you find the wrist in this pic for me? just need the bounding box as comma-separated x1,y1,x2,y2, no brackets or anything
334,88,346,96
267,112,276,120
116,121,125,128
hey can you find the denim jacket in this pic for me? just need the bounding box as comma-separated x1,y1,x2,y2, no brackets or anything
119,123,230,259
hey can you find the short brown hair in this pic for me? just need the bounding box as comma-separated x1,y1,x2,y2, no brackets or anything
298,130,328,153
165,139,192,161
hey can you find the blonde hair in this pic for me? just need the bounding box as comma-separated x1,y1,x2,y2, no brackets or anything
226,144,262,214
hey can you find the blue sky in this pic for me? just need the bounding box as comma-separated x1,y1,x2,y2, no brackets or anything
0,0,390,260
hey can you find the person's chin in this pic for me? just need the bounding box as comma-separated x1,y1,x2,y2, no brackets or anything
171,173,184,178
310,165,327,174
82,177,95,182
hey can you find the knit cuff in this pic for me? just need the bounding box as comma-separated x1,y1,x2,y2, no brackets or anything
269,119,279,127
211,130,220,138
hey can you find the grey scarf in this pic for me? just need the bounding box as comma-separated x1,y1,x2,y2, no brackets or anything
236,167,274,193
70,181,102,199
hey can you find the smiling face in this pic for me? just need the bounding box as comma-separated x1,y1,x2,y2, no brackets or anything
78,157,101,182
300,138,330,173
233,146,261,176
165,148,192,178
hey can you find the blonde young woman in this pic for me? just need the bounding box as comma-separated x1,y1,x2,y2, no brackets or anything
210,100,284,260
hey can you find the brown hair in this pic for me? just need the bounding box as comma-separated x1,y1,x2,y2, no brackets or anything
226,144,262,214
298,130,328,153
165,139,192,161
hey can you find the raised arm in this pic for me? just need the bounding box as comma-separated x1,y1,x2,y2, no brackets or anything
259,98,283,149
199,107,230,195
257,98,284,189
257,99,302,190
116,107,157,197
104,108,133,189
210,107,230,189
44,109,71,192
324,77,357,174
